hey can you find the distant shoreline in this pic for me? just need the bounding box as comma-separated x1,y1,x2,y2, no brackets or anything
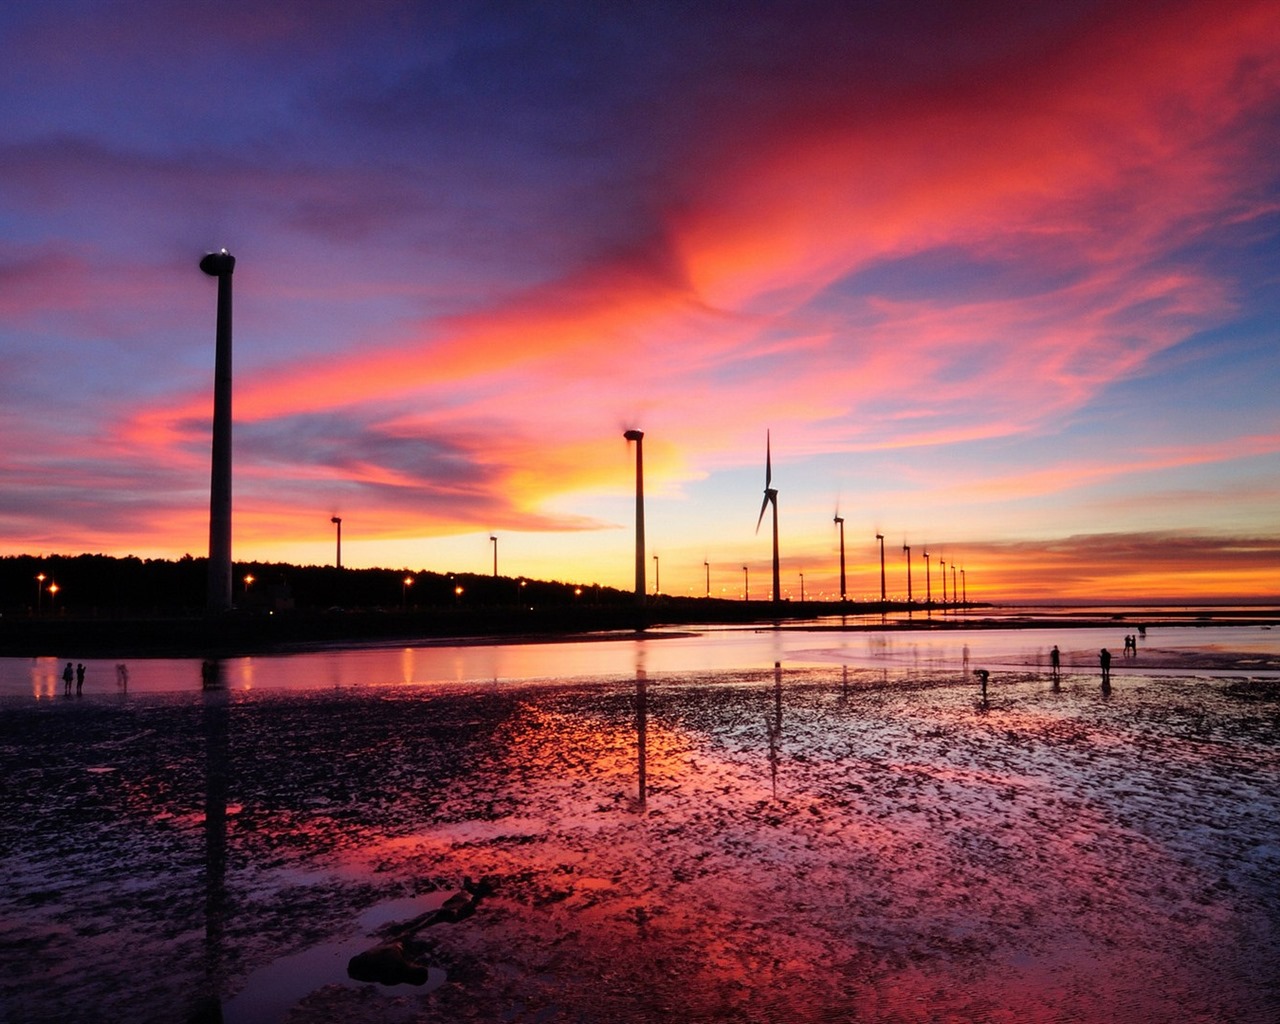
1,602,1276,660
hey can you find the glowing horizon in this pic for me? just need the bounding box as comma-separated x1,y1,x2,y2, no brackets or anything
1,2,1278,604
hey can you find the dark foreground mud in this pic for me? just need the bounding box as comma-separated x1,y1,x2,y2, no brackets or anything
1,666,1277,1023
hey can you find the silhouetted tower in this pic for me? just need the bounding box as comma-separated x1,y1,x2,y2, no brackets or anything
624,430,646,606
903,543,913,603
490,535,498,577
875,533,886,604
834,512,847,602
200,249,235,613
756,431,780,604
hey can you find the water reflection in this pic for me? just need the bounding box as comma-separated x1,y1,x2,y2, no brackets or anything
196,661,229,1022
5,622,1279,697
766,661,783,798
635,647,647,809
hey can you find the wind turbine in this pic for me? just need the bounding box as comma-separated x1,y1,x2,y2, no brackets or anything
902,542,912,604
833,509,847,603
875,533,886,605
624,429,645,607
755,431,780,604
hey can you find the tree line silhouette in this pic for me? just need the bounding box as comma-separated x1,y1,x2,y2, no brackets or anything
2,553,629,617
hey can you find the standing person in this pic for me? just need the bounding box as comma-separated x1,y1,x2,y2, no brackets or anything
1050,645,1061,680
62,661,74,695
75,663,86,694
1100,648,1112,689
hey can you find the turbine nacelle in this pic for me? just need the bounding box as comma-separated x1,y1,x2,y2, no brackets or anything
199,249,235,276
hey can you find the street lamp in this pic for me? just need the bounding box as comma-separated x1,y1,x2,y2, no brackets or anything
47,581,60,612
331,516,342,569
940,560,947,606
402,575,414,608
961,567,967,606
923,550,932,610
243,574,255,593
35,573,46,614
902,544,913,604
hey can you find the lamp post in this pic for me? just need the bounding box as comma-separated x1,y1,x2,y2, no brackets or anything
35,573,45,615
961,567,967,606
834,515,847,603
875,533,886,605
490,535,498,578
330,517,342,569
200,248,236,614
243,574,254,593
402,575,414,608
742,565,749,602
940,560,947,606
952,564,958,608
48,581,59,613
799,572,805,602
923,550,932,610
704,560,710,598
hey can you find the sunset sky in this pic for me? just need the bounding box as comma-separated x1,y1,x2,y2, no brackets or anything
2,0,1278,602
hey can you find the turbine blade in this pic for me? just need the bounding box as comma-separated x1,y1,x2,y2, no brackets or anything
764,430,772,488
756,492,771,533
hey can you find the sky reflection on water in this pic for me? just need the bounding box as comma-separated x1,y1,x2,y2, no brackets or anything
5,621,1280,699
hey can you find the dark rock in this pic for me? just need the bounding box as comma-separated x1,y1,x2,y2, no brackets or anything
347,941,430,986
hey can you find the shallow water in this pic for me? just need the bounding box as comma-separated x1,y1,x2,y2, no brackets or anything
5,621,1279,698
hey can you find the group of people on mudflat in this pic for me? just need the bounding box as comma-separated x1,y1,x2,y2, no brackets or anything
58,661,129,695
1047,632,1140,691
60,661,85,695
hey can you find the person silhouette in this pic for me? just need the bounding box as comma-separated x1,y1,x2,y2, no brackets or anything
1050,645,1061,680
1100,648,1112,689
75,663,86,694
62,661,74,695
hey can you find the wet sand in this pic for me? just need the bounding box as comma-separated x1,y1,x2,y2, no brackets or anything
1,664,1277,1023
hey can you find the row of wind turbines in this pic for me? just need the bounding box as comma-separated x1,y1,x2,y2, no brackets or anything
627,429,971,607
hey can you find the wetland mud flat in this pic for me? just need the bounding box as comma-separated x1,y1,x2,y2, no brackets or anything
1,665,1277,1023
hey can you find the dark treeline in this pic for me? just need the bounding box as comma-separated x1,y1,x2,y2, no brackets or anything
2,553,986,658
2,553,631,617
